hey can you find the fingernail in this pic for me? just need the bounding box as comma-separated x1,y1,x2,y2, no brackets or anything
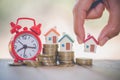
99,37,109,46
77,37,83,44
78,40,83,44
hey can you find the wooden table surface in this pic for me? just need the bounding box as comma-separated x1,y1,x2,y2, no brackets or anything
0,59,120,80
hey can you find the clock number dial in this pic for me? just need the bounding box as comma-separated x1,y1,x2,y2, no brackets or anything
14,33,39,59
14,45,17,49
33,43,36,48
22,35,27,40
18,40,24,45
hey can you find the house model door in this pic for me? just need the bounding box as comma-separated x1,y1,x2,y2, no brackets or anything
66,43,70,50
90,44,95,52
53,36,56,43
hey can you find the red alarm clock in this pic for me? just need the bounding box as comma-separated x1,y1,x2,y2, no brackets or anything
9,17,42,63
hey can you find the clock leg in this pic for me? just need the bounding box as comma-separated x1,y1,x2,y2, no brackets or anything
14,59,18,63
14,59,23,63
32,58,36,61
9,59,24,66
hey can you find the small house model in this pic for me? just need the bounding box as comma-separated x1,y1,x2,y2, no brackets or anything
58,33,74,51
44,27,60,44
84,34,98,53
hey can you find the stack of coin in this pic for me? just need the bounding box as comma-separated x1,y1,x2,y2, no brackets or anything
58,51,74,67
23,60,40,67
37,54,56,66
43,44,58,62
9,62,24,66
76,58,92,66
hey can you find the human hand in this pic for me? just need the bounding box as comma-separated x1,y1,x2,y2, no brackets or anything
98,0,120,46
73,0,120,46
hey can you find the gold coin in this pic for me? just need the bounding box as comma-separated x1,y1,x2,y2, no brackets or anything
42,60,55,63
59,64,74,67
58,55,74,57
58,51,74,54
76,58,92,66
58,52,74,57
42,57,54,60
59,60,74,64
23,60,40,67
58,56,74,61
43,50,58,53
42,62,56,66
9,62,24,66
43,48,58,52
58,51,75,66
39,54,54,57
58,56,74,59
58,58,74,61
37,54,57,63
43,44,58,48
43,51,58,55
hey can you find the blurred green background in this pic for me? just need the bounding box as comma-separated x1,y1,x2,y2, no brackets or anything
0,0,120,59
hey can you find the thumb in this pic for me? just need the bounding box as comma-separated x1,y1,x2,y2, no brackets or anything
98,14,120,46
98,0,120,46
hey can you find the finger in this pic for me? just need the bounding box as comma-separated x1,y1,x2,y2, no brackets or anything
98,15,120,46
98,25,119,46
98,0,120,46
87,3,105,19
73,0,94,44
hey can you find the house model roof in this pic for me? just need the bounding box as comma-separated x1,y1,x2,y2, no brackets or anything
58,33,74,43
44,27,60,36
84,34,98,44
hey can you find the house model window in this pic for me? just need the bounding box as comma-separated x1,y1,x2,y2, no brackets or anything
48,37,51,41
86,45,89,48
62,44,65,47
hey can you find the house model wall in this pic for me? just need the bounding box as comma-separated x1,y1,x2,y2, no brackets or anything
84,34,98,53
44,27,60,44
58,33,74,51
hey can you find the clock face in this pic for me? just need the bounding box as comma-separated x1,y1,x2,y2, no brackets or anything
14,33,39,59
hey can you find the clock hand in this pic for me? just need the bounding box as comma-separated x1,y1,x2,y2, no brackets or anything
23,48,27,58
17,47,24,52
18,40,24,45
17,45,27,52
27,46,36,49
